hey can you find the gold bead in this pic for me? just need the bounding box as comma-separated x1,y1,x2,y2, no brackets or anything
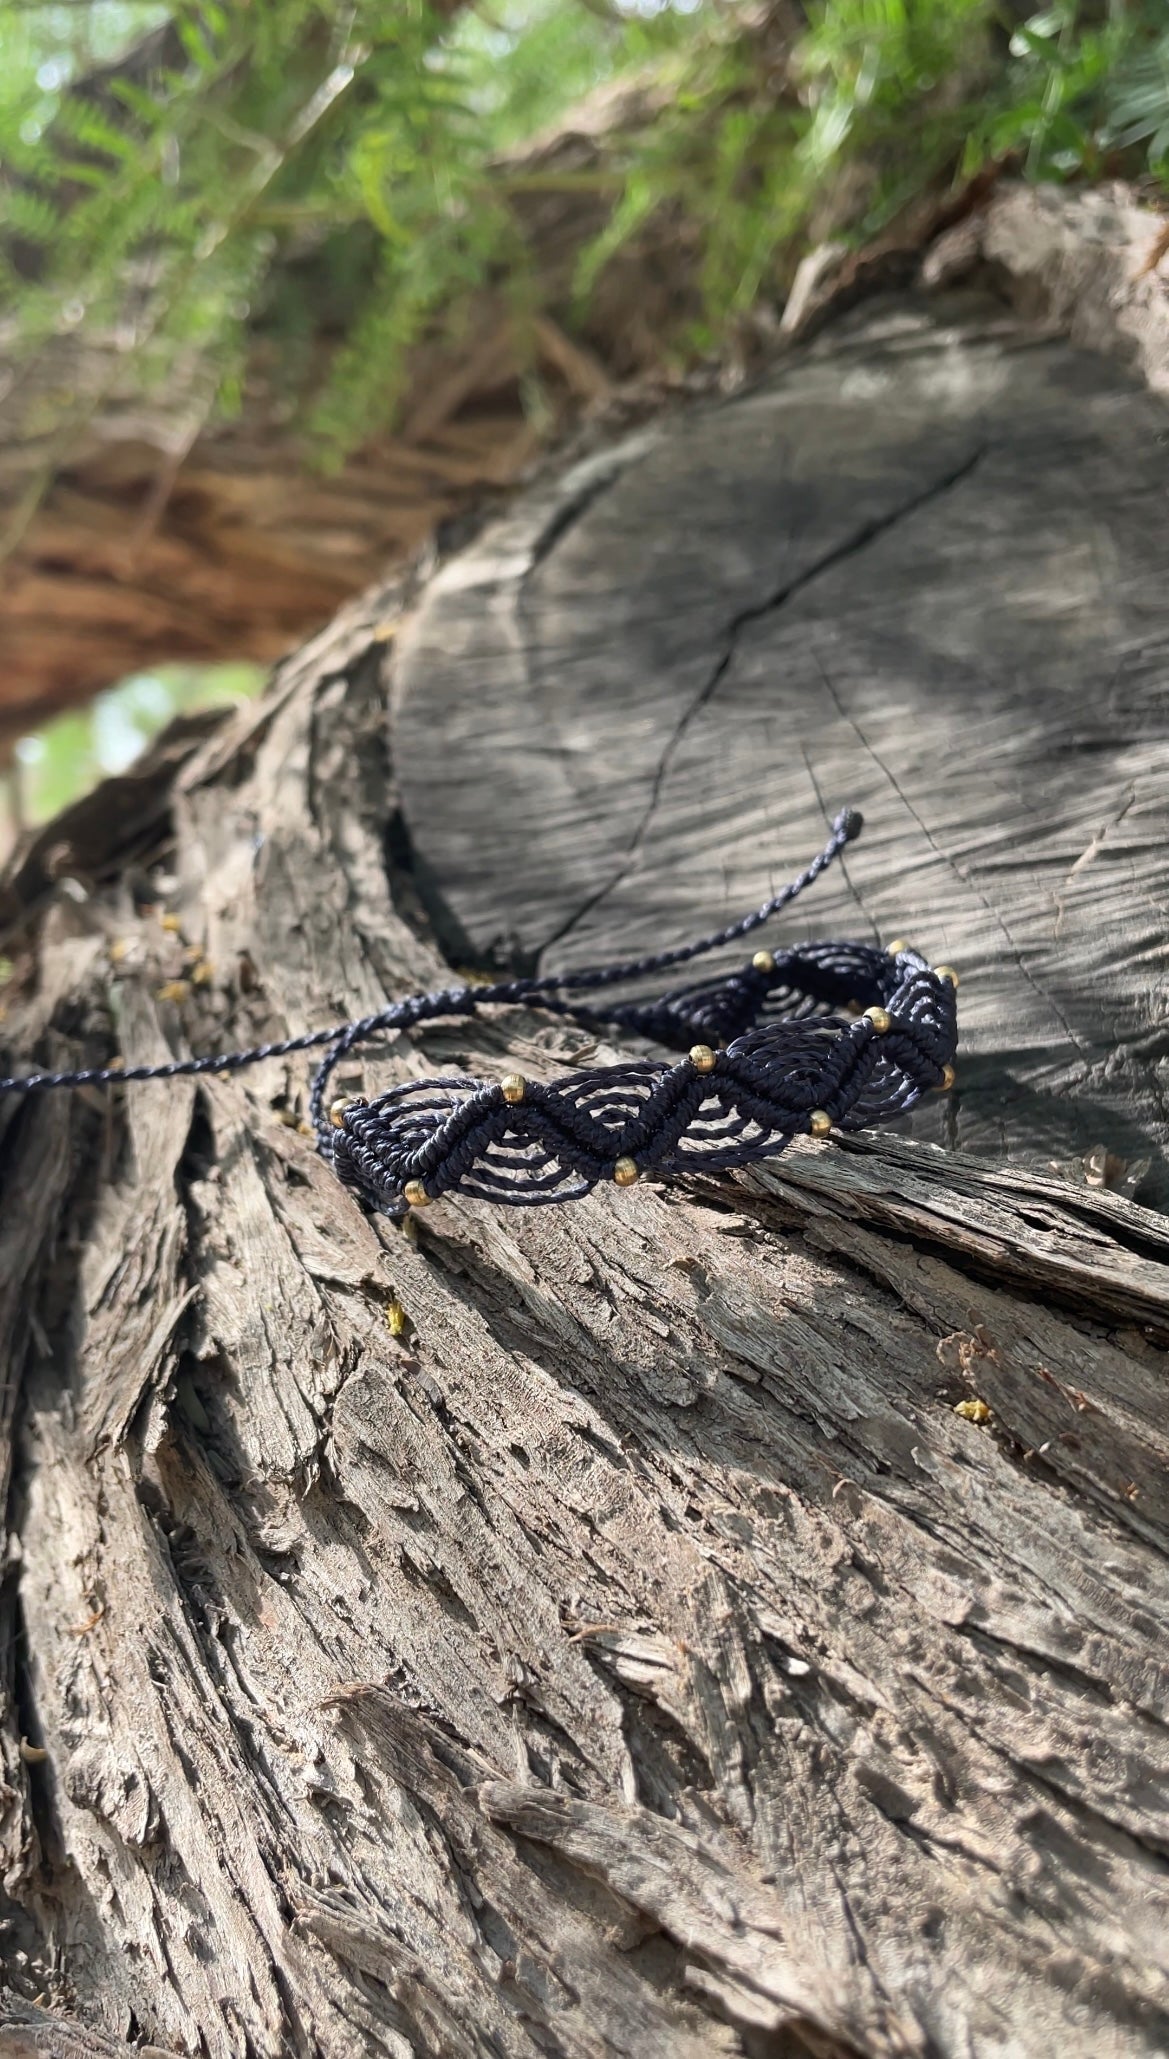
887,938,908,957
752,949,776,975
613,1156,640,1187
500,1073,526,1104
689,1044,717,1074
934,964,960,989
935,1063,956,1091
403,1179,431,1208
863,1005,892,1033
809,1110,833,1137
329,1095,364,1129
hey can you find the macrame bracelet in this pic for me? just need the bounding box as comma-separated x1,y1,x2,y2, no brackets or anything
0,807,958,1218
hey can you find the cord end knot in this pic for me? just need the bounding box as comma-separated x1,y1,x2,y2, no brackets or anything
836,806,864,845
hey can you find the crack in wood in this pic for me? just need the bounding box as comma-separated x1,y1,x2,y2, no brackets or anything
537,442,986,965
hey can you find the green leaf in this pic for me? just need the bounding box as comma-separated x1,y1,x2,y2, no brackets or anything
2,187,59,241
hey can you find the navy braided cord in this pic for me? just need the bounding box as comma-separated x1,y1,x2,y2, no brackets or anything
0,807,959,1217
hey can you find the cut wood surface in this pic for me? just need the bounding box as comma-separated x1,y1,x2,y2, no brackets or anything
395,292,1169,1206
1,293,1168,2059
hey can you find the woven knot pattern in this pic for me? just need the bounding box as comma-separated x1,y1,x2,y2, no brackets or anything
329,950,956,1215
0,806,962,1221
570,939,904,1050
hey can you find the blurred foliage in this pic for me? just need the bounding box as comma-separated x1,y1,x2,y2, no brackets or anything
5,664,264,842
1,1,1166,465
973,2,1169,176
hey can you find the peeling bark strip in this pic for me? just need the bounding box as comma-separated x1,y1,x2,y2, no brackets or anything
2,298,1169,2057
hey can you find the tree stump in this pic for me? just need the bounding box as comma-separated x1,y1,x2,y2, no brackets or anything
3,294,1169,2059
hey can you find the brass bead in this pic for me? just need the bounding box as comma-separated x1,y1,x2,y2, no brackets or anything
934,964,960,989
752,949,776,975
887,938,908,956
613,1156,640,1187
864,1005,892,1034
403,1179,431,1208
500,1073,526,1104
809,1109,833,1138
689,1044,717,1074
329,1095,365,1129
935,1063,956,1091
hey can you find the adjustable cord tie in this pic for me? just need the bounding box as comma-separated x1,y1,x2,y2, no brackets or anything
0,808,959,1216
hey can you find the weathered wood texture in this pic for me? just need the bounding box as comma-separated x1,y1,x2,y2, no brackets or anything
1,297,1169,2059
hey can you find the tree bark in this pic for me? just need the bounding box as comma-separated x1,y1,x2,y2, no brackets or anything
2,293,1169,2059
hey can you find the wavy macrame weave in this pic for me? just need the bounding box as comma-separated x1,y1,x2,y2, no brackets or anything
0,808,959,1217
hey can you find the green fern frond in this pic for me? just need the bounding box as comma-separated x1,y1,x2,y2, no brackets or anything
0,0,1167,484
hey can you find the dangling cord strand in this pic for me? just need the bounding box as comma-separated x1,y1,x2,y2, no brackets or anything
0,806,864,1112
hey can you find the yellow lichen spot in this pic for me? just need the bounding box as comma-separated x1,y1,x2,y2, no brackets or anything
955,1398,991,1426
386,1300,409,1339
160,912,183,935
108,937,134,964
190,959,214,986
156,979,191,1004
